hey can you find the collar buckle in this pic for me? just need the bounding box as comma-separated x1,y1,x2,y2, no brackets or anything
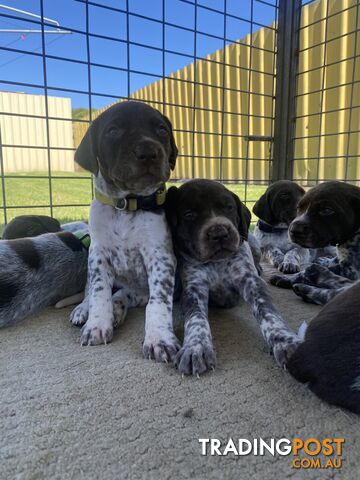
115,198,127,211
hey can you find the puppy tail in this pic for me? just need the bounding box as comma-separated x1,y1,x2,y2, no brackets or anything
55,291,85,309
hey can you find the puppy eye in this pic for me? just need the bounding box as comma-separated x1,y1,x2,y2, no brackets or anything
106,126,119,137
158,125,168,135
224,204,235,212
319,207,335,216
183,210,196,220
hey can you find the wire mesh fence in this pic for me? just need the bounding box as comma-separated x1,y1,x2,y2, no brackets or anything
0,0,359,229
293,0,360,185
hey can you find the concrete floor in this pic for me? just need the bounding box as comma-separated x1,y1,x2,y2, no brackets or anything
1,266,359,480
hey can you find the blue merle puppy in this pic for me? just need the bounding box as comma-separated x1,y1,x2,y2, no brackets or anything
165,179,301,376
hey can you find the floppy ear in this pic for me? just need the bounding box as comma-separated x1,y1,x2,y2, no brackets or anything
75,122,99,175
252,191,274,223
232,193,251,241
348,186,360,229
162,115,178,170
165,186,179,228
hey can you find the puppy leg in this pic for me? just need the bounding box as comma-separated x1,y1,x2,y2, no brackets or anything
302,264,354,289
263,246,285,269
270,271,305,288
142,249,180,363
279,247,308,274
293,283,348,305
112,287,148,328
238,271,301,367
80,248,114,346
175,267,216,376
70,285,147,328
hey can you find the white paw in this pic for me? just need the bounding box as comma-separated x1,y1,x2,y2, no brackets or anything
69,302,89,327
80,321,113,346
112,298,128,329
272,334,301,368
143,331,180,363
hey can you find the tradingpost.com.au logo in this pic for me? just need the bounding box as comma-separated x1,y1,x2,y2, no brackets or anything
199,437,345,470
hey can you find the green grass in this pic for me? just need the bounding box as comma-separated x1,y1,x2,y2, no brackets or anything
0,172,267,232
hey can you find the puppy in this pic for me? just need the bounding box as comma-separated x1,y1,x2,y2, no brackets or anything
69,101,181,362
271,181,360,304
0,231,88,327
287,281,360,414
2,215,61,239
253,180,311,273
165,179,301,375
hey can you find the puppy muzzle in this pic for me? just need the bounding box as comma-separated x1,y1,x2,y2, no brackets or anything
197,217,240,261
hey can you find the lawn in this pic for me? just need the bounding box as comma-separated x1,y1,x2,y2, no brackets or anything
0,172,267,232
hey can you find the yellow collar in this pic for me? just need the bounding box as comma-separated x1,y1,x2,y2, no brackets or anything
94,185,167,212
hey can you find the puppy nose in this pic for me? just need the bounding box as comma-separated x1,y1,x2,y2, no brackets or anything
135,142,158,162
289,221,310,236
207,224,229,243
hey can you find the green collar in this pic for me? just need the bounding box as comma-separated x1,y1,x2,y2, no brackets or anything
94,185,167,212
73,230,91,249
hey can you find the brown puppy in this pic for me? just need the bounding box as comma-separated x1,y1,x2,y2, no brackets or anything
287,282,360,414
271,181,360,304
289,181,360,248
253,180,309,273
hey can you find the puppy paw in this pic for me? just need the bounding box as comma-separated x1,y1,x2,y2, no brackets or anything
278,261,300,274
293,283,323,304
174,340,216,376
80,321,113,346
143,332,181,363
112,298,128,329
69,302,89,327
271,335,301,369
269,274,295,289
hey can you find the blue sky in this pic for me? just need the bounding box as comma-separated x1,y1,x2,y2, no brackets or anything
0,0,278,110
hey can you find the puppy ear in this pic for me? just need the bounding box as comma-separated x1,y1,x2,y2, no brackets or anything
252,191,273,223
165,186,179,227
75,123,99,175
348,186,360,229
162,115,178,170
232,193,251,241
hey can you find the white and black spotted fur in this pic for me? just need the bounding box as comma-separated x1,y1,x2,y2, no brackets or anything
0,230,88,327
270,181,360,305
287,281,360,414
69,101,181,362
165,179,301,375
253,180,311,273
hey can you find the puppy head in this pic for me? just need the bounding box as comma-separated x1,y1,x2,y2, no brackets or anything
289,181,360,247
75,101,178,195
165,179,251,263
253,180,305,225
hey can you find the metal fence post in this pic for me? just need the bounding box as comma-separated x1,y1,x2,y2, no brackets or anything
272,0,301,181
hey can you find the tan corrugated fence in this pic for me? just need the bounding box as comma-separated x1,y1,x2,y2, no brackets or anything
0,92,75,172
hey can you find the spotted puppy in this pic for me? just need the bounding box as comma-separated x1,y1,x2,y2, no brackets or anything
253,180,312,273
0,229,88,327
165,179,301,375
270,181,360,304
70,101,180,362
287,281,360,414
